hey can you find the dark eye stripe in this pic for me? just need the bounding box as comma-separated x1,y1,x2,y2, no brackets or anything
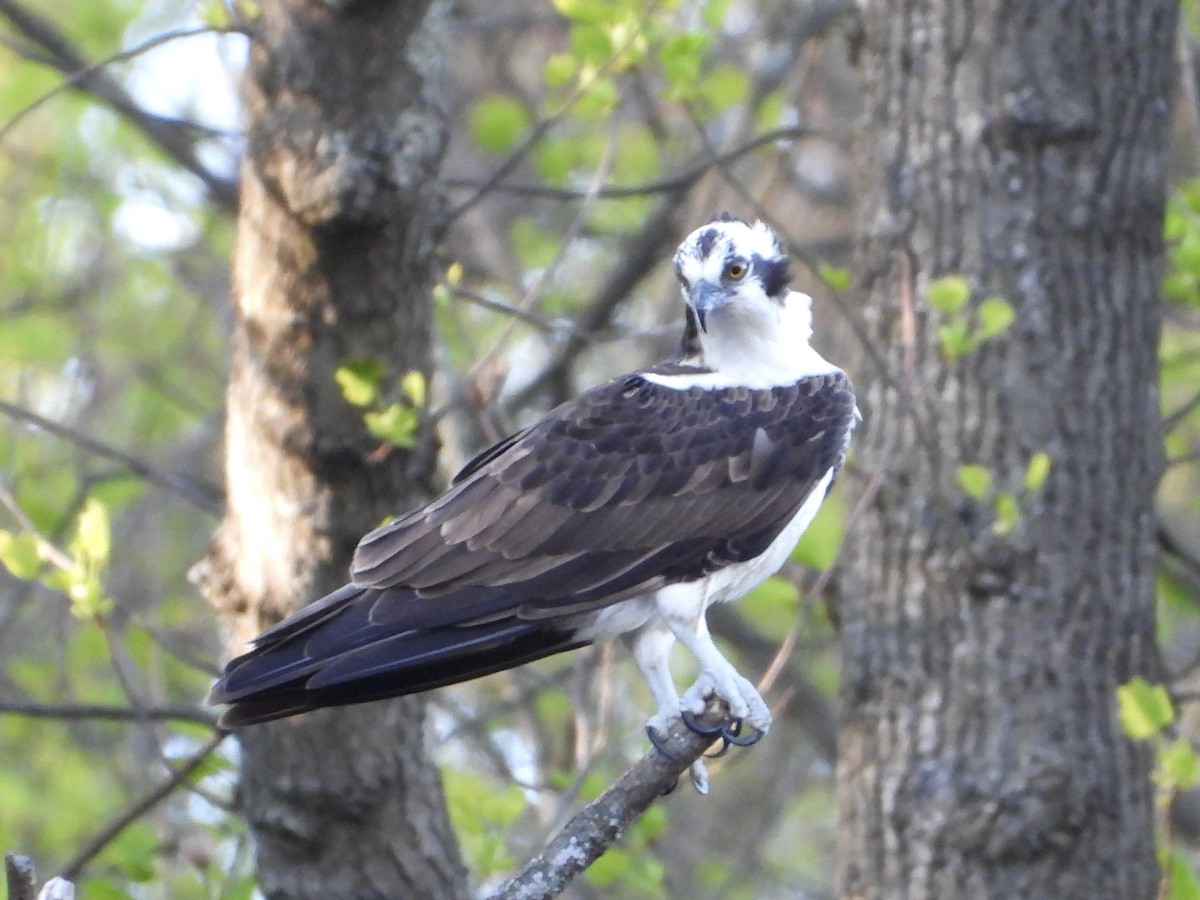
751,253,791,297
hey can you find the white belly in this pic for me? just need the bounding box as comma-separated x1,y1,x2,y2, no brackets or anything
580,467,835,638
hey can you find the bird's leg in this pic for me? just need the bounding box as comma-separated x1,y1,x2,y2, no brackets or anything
627,625,710,793
627,625,680,738
665,609,772,744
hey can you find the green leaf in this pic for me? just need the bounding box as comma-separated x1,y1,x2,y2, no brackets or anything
1167,848,1200,900
659,33,709,86
927,275,971,313
1024,451,1052,491
937,318,973,360
74,498,111,566
992,491,1019,535
551,0,614,25
818,265,851,292
570,23,615,65
702,0,735,27
544,53,576,88
573,76,618,119
956,464,991,500
365,404,419,448
400,370,426,408
699,64,750,112
1161,737,1200,790
977,296,1016,339
0,530,42,579
533,137,575,184
1117,677,1175,740
68,573,113,620
335,360,384,408
468,95,530,155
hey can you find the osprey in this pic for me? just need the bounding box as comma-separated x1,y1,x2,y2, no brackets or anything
210,217,856,768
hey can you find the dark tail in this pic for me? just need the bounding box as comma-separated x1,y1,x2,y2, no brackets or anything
209,583,586,727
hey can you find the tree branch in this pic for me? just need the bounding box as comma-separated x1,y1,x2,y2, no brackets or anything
60,733,228,881
0,1,239,211
4,855,74,900
0,699,218,726
443,125,835,202
488,702,735,900
0,397,223,515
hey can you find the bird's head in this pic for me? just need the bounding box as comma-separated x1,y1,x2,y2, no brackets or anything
673,217,821,386
674,216,793,334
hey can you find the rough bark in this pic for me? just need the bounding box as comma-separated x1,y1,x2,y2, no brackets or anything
839,1,1175,898
197,1,468,897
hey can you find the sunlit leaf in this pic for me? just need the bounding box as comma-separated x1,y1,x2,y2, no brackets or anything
1167,849,1200,900
468,94,530,154
0,530,42,580
544,52,576,88
992,491,1019,535
927,275,971,313
335,360,384,408
937,318,973,360
400,370,426,408
699,64,749,112
1160,737,1200,791
1024,451,1052,491
1117,677,1174,740
956,464,991,500
74,498,111,566
364,404,419,448
977,296,1015,339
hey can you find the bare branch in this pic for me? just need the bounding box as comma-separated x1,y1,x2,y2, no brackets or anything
488,702,735,900
505,196,690,411
5,854,37,900
0,1,239,211
60,733,228,881
0,699,218,727
443,125,835,202
0,397,223,515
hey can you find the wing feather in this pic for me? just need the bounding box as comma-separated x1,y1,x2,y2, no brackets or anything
350,371,856,620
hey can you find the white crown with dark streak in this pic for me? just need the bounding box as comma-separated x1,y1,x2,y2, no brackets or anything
659,218,833,391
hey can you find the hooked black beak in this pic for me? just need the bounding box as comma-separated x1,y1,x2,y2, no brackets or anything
689,283,725,333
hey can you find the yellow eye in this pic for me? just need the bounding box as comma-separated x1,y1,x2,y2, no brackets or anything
725,261,747,280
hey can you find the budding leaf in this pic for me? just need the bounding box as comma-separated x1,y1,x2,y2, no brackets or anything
927,275,970,313
1117,677,1174,740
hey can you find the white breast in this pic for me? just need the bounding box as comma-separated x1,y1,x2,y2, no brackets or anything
697,467,834,606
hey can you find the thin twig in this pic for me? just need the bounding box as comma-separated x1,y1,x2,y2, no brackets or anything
0,700,218,726
443,125,833,202
60,732,228,880
0,398,223,515
0,3,239,210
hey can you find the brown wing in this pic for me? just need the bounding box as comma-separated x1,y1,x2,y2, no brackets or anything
350,369,856,629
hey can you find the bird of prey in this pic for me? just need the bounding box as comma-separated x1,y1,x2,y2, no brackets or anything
210,217,856,770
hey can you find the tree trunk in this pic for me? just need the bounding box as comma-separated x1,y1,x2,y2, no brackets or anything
197,1,468,896
839,1,1175,897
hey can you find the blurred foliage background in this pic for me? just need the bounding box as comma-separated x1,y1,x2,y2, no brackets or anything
1,0,1199,897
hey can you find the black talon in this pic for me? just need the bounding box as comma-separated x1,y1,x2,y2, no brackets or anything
721,722,765,747
645,725,679,761
680,708,725,737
